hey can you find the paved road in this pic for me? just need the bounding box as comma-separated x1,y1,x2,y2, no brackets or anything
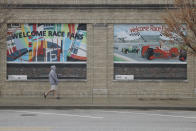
0,109,196,131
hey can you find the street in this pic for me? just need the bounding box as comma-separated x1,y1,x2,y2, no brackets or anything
0,109,196,131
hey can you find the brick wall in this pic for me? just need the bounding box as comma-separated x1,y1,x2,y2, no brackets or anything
114,63,187,80
0,1,196,104
7,64,86,79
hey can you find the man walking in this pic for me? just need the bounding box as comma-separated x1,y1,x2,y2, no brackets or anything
44,65,60,99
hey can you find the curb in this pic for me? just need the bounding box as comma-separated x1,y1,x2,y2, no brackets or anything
1,106,196,111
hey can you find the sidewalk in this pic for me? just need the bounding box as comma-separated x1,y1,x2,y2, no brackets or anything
0,96,196,110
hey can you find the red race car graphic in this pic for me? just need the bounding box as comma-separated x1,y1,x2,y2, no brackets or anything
141,45,186,61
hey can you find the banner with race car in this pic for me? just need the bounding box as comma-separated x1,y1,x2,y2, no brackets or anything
7,24,87,63
114,24,187,63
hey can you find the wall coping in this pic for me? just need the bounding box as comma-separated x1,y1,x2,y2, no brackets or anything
1,4,175,9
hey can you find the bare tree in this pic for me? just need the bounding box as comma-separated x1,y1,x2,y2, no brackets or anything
163,0,196,55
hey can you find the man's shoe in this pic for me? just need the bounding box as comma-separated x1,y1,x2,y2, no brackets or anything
43,93,46,99
56,97,60,99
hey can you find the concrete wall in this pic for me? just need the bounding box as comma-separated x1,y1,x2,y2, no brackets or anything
0,1,196,105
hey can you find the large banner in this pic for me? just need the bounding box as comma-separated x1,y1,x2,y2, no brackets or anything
114,24,187,63
7,24,87,63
